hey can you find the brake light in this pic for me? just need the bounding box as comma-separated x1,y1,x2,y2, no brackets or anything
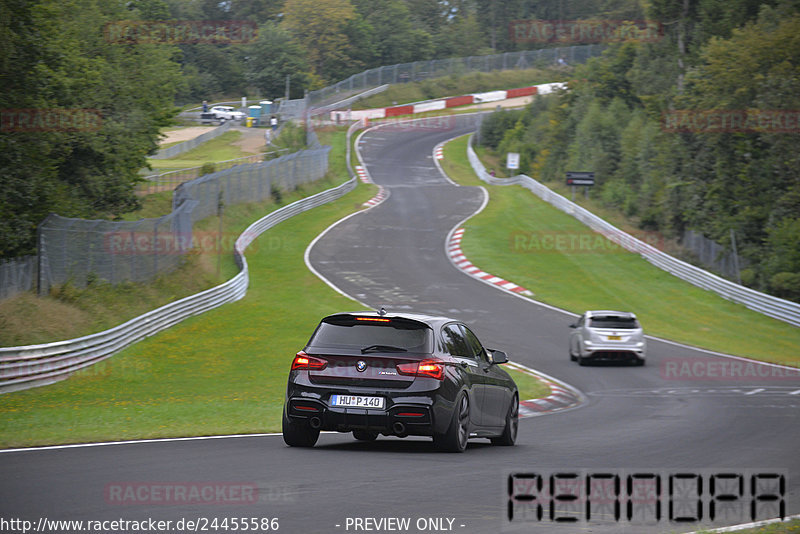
356,317,391,323
396,359,445,380
291,351,327,371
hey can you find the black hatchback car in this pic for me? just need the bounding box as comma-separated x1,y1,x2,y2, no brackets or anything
282,311,519,452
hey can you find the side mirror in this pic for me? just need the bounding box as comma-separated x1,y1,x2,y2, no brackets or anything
490,350,509,364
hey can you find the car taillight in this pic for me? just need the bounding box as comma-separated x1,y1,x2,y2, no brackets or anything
396,359,445,380
291,351,327,371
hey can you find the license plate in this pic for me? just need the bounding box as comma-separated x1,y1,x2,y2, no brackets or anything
607,335,621,341
331,395,384,409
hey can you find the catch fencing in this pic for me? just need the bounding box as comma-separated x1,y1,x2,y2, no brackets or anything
682,229,748,282
137,152,288,196
0,176,356,393
36,148,331,295
307,45,604,111
466,134,800,327
173,147,330,223
0,124,359,393
0,257,36,301
151,121,233,159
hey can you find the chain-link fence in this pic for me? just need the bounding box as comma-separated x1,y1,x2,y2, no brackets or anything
37,201,195,294
0,257,36,300
35,147,331,295
682,229,748,282
173,147,330,224
137,151,288,196
151,121,234,159
307,45,605,111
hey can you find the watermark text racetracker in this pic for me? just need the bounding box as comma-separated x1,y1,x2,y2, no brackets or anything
661,358,800,381
104,20,257,45
103,482,294,506
104,231,288,255
509,19,663,44
510,229,665,254
662,109,800,133
1,109,102,132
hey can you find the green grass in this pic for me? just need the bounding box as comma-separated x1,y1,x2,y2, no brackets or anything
0,177,373,447
507,368,551,400
147,131,247,170
354,67,566,110
440,135,800,366
0,123,558,448
693,519,800,533
0,122,355,348
0,123,364,447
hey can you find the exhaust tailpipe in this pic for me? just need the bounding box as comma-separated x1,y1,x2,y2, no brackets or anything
392,422,406,436
309,417,322,429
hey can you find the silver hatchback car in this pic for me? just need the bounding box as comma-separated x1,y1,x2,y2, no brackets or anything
569,310,646,366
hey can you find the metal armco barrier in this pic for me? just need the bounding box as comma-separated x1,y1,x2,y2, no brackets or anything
0,176,357,393
467,135,800,328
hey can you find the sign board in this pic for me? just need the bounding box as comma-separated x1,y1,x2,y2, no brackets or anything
507,152,520,170
566,171,595,186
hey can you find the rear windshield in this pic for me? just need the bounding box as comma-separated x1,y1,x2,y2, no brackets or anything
308,316,432,352
589,316,639,329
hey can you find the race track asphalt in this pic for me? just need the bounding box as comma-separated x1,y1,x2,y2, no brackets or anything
1,114,797,534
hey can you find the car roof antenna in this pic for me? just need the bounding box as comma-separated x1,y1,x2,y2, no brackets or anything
378,307,387,317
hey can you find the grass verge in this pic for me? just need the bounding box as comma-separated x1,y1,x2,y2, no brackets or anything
440,135,800,366
0,124,352,347
508,368,551,400
147,131,247,170
0,180,371,448
694,519,800,533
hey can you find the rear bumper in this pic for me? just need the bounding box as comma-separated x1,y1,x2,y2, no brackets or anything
582,349,644,362
285,397,435,435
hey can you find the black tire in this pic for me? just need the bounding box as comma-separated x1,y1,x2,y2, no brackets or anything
569,347,576,362
352,430,378,441
577,354,587,366
434,392,470,452
282,410,320,447
635,358,645,367
491,394,518,446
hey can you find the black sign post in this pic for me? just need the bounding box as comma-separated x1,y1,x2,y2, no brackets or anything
566,171,595,201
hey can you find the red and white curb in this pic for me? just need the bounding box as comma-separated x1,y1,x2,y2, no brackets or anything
448,228,534,297
355,165,370,184
356,165,389,208
506,361,584,418
330,82,567,122
434,146,444,160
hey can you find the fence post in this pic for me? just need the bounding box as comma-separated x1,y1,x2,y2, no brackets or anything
36,216,48,296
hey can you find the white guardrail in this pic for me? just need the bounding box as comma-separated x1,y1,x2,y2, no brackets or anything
0,171,359,394
467,135,800,328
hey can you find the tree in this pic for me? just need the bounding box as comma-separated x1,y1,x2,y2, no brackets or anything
282,0,362,82
245,21,311,99
352,0,434,65
0,0,182,258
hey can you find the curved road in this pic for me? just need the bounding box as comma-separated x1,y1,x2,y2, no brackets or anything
1,115,798,534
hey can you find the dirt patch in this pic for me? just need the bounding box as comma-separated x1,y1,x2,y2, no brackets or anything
159,126,216,145
460,95,534,111
230,125,269,155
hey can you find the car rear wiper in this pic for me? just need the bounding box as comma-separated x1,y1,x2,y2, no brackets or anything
360,344,408,354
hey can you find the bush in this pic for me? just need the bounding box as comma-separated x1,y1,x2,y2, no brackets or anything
769,272,800,302
200,162,216,176
479,110,522,150
270,185,283,205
